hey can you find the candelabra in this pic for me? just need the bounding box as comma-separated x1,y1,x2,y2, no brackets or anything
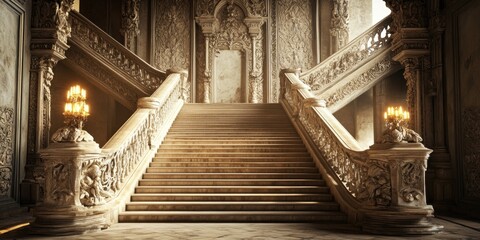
51,85,94,143
63,85,90,129
381,106,422,143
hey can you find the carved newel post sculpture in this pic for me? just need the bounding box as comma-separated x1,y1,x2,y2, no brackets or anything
361,106,442,234
31,86,108,235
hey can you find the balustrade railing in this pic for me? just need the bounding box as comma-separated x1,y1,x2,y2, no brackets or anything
280,70,441,235
33,72,185,235
69,11,166,94
300,16,396,111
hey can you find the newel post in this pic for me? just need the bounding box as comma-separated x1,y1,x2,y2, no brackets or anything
360,143,443,235
31,136,109,235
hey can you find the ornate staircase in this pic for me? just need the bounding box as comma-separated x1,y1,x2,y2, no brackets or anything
119,104,347,222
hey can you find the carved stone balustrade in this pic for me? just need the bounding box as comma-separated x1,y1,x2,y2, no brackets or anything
31,72,185,235
300,16,401,112
280,70,442,235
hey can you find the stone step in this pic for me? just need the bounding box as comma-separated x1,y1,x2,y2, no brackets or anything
155,152,312,158
157,148,309,153
149,162,315,168
162,139,304,144
130,193,333,202
125,201,340,211
118,211,347,222
142,173,322,179
145,167,318,173
151,157,314,162
137,179,325,186
134,186,329,194
163,136,302,140
159,143,306,148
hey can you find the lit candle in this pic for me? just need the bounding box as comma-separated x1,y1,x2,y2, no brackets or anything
384,112,387,119
85,104,89,113
81,89,86,99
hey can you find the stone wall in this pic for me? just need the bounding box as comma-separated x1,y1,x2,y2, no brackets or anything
0,0,30,201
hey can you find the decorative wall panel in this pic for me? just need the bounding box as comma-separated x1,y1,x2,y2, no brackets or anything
0,0,26,199
456,0,480,202
154,0,191,100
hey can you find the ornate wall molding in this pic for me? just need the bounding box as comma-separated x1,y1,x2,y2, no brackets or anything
0,107,14,197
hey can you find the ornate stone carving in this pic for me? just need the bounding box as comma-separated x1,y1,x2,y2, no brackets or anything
359,160,391,206
400,161,425,203
195,0,266,17
65,46,139,109
277,0,314,71
154,0,191,78
0,107,14,197
51,163,74,204
330,0,349,51
70,12,166,92
384,0,427,35
80,159,113,206
463,107,480,199
270,0,279,102
196,0,217,16
321,56,396,110
301,17,392,92
51,127,95,143
120,0,141,50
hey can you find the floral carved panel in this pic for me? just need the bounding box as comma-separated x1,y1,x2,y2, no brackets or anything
463,107,480,200
277,0,314,70
0,107,14,197
154,0,191,70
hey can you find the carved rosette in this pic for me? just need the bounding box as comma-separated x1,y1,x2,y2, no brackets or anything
330,0,349,51
0,107,14,197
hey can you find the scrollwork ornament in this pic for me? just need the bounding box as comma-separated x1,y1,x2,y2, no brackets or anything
358,159,392,206
0,107,14,197
80,159,113,206
51,163,74,204
51,127,95,143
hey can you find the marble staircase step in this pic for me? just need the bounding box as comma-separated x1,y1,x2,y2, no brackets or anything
125,201,340,211
142,173,322,179
130,193,333,202
118,211,347,222
137,179,326,186
134,186,329,194
145,167,319,173
149,161,316,167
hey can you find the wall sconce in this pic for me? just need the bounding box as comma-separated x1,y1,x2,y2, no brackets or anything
381,106,422,143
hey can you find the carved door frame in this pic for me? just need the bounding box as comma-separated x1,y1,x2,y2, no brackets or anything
211,48,249,102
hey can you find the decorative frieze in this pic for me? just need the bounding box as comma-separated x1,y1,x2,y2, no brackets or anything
463,107,480,200
0,107,14,197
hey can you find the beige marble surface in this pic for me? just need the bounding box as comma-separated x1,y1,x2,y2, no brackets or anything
2,216,479,239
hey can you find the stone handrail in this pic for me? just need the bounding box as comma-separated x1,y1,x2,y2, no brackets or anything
34,72,186,235
280,70,441,235
69,11,166,95
300,16,394,111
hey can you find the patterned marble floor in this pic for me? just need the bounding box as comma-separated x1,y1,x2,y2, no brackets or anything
1,216,479,240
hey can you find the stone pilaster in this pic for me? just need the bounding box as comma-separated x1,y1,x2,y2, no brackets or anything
330,0,349,52
23,0,74,204
385,0,430,134
195,16,217,103
120,0,141,52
